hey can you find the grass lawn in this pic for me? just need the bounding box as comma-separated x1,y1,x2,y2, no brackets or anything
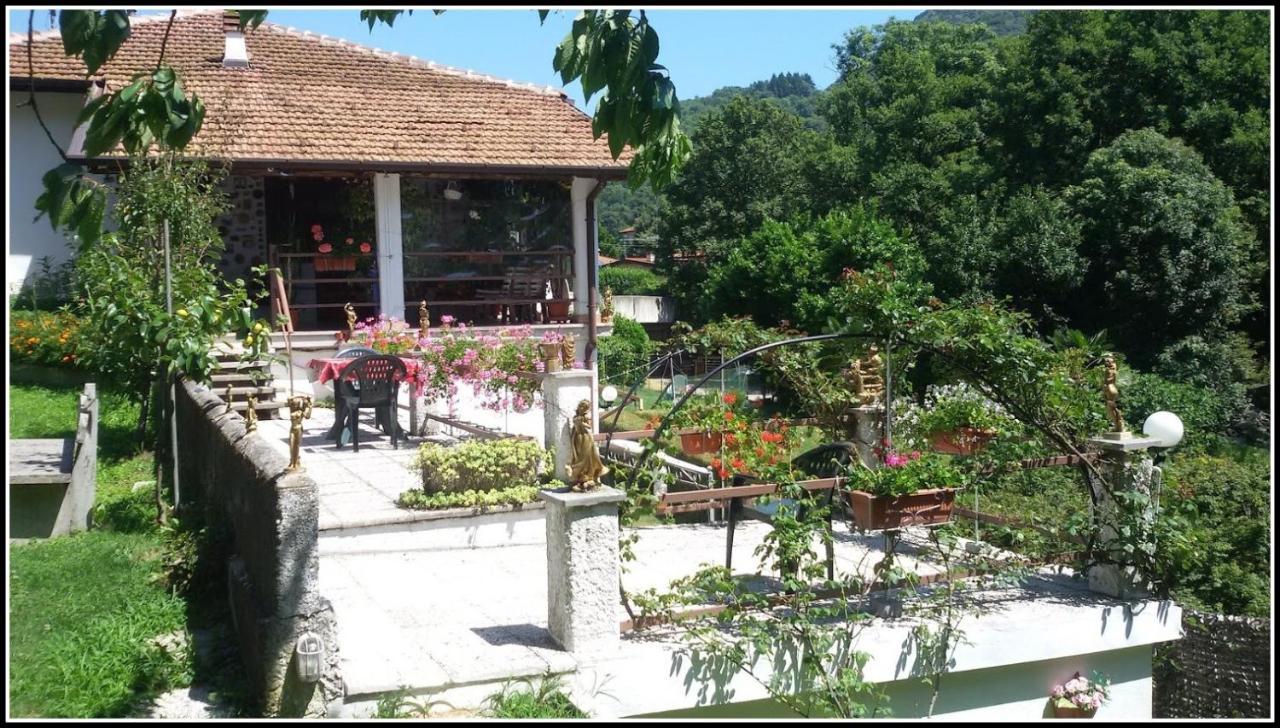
9,379,191,717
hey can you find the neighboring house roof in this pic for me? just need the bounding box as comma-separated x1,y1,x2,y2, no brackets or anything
600,255,655,268
8,10,631,176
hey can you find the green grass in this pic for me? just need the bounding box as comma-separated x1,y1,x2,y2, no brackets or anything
483,675,586,719
9,377,190,717
8,531,191,717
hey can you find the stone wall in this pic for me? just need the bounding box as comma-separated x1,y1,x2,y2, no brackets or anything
1153,609,1270,718
175,378,342,717
216,175,267,283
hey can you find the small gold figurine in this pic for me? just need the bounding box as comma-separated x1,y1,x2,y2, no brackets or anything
848,346,885,406
244,395,259,433
344,302,357,333
419,300,430,333
600,287,615,323
560,334,575,369
1103,354,1126,433
566,399,608,491
286,394,313,472
225,383,234,414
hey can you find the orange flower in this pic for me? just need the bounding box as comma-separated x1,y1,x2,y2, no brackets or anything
722,392,738,406
715,467,730,480
710,458,722,470
731,457,745,471
754,447,766,458
724,433,738,447
723,411,735,422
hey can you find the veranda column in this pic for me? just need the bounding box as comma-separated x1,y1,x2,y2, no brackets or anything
373,173,403,320
569,177,597,324
538,486,626,659
1085,434,1162,599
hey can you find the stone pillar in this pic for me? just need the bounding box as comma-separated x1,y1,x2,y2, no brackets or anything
542,368,595,472
538,486,626,659
845,405,885,467
1086,434,1162,600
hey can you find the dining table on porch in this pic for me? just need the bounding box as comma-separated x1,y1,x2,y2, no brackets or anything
307,354,426,443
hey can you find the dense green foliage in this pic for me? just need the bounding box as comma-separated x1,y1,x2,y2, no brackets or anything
598,315,653,385
9,531,191,717
483,676,586,719
914,9,1035,36
681,71,827,133
411,438,548,494
598,266,667,295
397,484,542,511
10,310,83,367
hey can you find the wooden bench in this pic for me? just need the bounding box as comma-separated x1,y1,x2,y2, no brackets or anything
656,475,845,579
10,383,98,540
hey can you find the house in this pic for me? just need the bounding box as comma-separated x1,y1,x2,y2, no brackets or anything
9,10,627,347
598,253,656,269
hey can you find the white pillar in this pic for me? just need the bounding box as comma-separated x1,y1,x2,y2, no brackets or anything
570,177,598,323
542,369,596,471
374,173,403,320
538,485,625,659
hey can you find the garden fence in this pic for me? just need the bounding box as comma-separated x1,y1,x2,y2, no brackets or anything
1153,608,1271,718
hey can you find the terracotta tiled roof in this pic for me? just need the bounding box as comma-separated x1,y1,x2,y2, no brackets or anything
9,10,631,174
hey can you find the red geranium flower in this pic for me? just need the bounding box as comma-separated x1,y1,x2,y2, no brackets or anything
723,411,735,422
731,457,745,471
724,433,738,447
313,232,324,242
310,224,323,234
318,242,333,254
722,392,738,406
359,242,372,253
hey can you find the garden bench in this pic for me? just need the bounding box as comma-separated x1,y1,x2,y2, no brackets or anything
10,383,98,540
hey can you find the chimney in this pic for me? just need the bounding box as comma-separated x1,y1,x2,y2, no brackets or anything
222,10,249,68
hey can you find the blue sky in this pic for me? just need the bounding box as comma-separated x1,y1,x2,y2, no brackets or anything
8,7,925,109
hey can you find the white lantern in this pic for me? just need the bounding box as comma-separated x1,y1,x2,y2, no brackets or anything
600,385,619,405
295,633,324,683
1142,411,1184,448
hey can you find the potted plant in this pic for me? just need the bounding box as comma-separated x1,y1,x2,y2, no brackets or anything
311,223,372,273
1049,672,1109,718
906,383,1010,456
668,392,746,455
843,449,964,530
350,315,419,355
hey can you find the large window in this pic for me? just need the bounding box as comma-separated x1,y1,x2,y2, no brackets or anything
400,178,574,327
266,175,377,330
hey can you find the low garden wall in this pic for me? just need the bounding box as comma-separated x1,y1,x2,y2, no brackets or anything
175,378,342,717
1153,608,1270,718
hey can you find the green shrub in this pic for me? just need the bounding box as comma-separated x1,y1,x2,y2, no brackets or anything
411,438,547,494
599,315,653,384
599,266,666,296
397,484,543,511
483,675,586,719
1121,370,1232,446
1160,450,1270,616
10,310,83,367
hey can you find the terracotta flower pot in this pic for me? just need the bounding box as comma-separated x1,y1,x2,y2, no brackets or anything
545,300,571,322
929,427,997,455
1052,704,1097,718
314,255,357,273
679,431,723,455
846,488,957,531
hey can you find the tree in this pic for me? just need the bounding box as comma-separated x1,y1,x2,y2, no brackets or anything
29,9,693,248
1064,129,1256,368
658,97,825,319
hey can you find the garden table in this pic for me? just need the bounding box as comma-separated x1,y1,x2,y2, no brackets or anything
307,355,424,442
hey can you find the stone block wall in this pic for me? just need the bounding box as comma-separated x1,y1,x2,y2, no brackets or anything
215,175,267,283
1153,609,1270,718
176,378,342,716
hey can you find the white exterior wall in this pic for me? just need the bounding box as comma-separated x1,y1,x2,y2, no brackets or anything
611,294,677,323
8,90,84,295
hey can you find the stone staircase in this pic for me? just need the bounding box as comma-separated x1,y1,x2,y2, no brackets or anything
210,336,288,420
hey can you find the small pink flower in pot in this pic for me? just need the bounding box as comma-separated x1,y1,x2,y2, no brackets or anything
310,224,323,234
318,242,333,253
313,232,325,242
359,242,372,253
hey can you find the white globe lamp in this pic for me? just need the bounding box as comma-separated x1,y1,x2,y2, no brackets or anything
600,385,619,405
1142,411,1184,449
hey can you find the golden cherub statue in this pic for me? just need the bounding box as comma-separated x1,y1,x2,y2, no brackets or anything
419,300,430,333
560,334,576,369
848,346,885,406
1103,354,1126,433
286,394,313,472
601,287,615,323
244,395,259,433
566,399,608,491
344,302,357,332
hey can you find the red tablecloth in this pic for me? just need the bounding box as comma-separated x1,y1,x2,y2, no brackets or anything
307,356,425,397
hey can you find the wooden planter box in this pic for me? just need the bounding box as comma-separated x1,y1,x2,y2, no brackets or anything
1052,704,1097,718
314,255,357,272
846,487,956,531
679,431,722,455
929,427,997,456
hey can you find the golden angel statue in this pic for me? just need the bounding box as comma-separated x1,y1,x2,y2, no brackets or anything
287,395,313,472
1103,355,1126,433
566,399,608,491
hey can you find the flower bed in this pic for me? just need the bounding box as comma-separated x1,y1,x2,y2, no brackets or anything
417,319,559,411
10,311,82,368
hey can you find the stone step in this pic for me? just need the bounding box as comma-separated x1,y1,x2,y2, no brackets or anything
221,385,280,397
210,372,269,384
212,358,272,370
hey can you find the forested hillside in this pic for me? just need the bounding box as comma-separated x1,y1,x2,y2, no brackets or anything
914,9,1035,35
